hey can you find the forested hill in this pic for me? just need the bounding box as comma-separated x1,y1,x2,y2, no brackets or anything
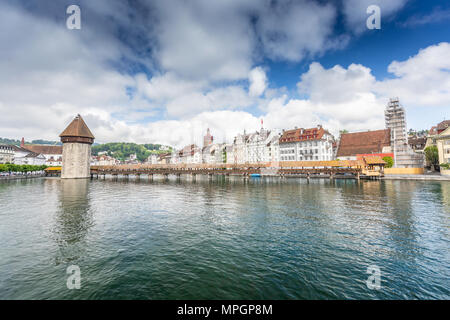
0,137,61,146
92,143,173,162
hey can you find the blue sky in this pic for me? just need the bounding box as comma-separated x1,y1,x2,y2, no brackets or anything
0,0,449,147
265,0,450,127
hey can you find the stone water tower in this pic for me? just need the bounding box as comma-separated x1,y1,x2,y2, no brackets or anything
59,114,95,179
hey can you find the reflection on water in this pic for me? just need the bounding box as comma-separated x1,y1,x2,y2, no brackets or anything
53,179,92,265
0,177,449,299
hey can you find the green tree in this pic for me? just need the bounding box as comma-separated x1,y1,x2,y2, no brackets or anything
424,145,439,169
0,164,45,174
382,156,393,168
92,142,172,162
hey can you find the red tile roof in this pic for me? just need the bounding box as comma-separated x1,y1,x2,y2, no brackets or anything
336,129,391,157
437,120,450,134
24,145,62,155
279,127,329,144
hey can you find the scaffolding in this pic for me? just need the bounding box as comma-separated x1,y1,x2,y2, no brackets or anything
385,98,424,168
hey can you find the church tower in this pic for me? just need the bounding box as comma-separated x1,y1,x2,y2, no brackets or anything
59,114,95,179
203,128,213,147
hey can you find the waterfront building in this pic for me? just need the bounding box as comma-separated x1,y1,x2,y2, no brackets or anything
246,128,269,163
425,120,450,150
435,126,450,165
230,127,282,164
408,136,426,152
59,114,95,179
0,144,14,164
265,133,282,164
146,154,158,164
22,144,62,166
178,144,202,164
436,120,450,134
279,125,334,161
336,129,391,160
232,132,248,164
124,153,140,164
225,145,234,164
385,98,424,168
201,144,214,164
11,145,46,165
214,144,227,163
91,154,118,166
202,143,226,164
156,152,172,164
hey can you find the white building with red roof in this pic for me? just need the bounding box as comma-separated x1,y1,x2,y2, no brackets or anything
279,125,335,161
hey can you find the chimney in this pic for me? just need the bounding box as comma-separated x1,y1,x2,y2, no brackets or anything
20,137,25,148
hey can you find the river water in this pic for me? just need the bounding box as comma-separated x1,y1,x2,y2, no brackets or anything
0,176,449,299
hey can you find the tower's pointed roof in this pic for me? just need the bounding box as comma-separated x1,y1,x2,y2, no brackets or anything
59,114,95,139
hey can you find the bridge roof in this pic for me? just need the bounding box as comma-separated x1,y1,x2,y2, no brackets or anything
59,114,95,139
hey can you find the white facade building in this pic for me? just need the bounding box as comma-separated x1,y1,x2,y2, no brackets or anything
146,154,158,164
22,145,63,166
0,145,14,164
232,132,248,164
178,144,202,164
266,135,281,164
279,125,335,161
91,154,118,166
225,145,234,164
11,146,46,165
231,128,282,164
202,143,226,164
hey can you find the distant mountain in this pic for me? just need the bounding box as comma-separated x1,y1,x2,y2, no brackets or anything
92,142,173,162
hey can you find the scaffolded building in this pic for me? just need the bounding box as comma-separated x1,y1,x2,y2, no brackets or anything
385,98,424,168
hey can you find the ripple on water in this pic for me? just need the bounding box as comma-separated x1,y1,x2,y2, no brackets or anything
0,178,449,299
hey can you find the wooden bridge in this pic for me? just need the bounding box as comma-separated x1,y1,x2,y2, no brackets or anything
45,159,385,180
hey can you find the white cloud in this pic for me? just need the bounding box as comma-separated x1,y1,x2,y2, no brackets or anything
153,0,256,81
298,62,376,104
376,42,450,108
255,0,338,61
1,1,449,150
135,72,206,102
248,67,267,97
165,86,254,118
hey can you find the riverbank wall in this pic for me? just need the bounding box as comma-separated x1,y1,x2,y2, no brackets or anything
0,174,45,181
382,174,450,181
